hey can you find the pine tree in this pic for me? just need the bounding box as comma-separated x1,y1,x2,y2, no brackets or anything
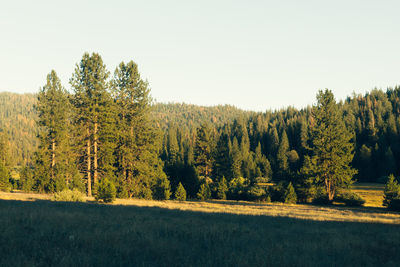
112,60,166,199
153,177,171,200
276,130,289,180
71,53,111,196
174,182,187,201
230,137,242,178
216,176,228,200
197,182,211,200
34,70,75,192
301,90,357,201
213,131,231,180
284,182,297,204
383,174,400,207
194,123,214,180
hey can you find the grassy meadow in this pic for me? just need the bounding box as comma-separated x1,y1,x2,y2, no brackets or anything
1,184,400,267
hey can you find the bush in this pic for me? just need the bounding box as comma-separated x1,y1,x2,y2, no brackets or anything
284,182,297,204
174,182,186,201
197,183,211,201
95,178,116,203
52,189,85,202
335,191,365,207
153,177,171,200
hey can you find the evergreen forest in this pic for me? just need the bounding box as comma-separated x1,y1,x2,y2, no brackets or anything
1,52,400,204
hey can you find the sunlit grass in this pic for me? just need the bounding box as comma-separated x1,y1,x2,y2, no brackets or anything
352,183,385,207
1,187,398,224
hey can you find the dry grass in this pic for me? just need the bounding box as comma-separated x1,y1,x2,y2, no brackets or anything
1,186,399,225
352,183,385,207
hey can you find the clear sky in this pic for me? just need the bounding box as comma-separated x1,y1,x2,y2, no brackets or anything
1,0,399,111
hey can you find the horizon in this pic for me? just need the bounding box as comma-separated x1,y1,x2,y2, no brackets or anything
1,85,399,113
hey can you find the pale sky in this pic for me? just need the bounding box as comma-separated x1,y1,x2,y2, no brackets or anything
1,0,399,111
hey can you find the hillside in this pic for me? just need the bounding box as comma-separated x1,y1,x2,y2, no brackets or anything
0,92,37,167
0,93,253,167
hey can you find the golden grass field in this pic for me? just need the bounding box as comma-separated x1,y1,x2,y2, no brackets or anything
0,183,398,225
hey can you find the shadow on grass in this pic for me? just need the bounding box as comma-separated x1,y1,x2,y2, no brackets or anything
1,199,400,266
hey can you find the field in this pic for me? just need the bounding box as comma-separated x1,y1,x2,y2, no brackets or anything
0,184,399,266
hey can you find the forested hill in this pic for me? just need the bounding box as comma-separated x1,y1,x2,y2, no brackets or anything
2,87,400,183
0,92,37,167
152,103,255,132
0,92,253,167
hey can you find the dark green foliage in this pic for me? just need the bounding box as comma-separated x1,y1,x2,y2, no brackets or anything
245,185,267,201
383,174,400,207
276,130,289,180
7,86,400,187
227,177,249,200
0,164,10,192
174,182,186,201
19,166,35,192
284,182,297,204
301,90,357,201
112,60,166,199
194,124,214,180
95,178,117,203
197,183,211,201
34,70,75,193
216,177,228,200
153,177,171,200
335,191,365,207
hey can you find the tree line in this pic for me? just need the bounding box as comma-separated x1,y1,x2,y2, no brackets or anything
1,52,400,206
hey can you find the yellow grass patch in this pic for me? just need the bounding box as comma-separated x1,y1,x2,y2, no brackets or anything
1,188,398,225
351,183,385,207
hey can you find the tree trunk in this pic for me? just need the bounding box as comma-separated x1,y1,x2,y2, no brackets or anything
51,138,56,180
94,121,98,192
87,127,92,197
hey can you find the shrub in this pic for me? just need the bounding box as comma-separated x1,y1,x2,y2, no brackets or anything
174,182,186,201
95,178,116,203
197,183,211,201
228,177,249,200
246,185,267,201
335,191,365,207
388,197,400,211
153,177,172,200
383,174,400,207
284,182,297,204
52,189,85,202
